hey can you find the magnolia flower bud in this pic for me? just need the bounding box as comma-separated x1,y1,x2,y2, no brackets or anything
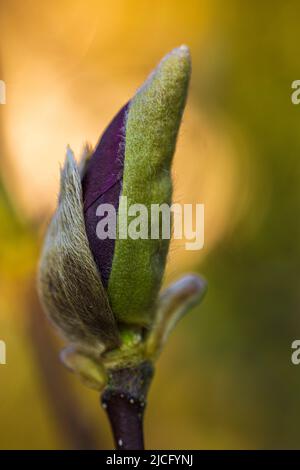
38,46,207,389
82,45,191,326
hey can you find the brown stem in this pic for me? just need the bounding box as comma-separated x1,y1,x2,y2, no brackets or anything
101,361,154,450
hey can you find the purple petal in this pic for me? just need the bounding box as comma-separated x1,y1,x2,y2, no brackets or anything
82,104,128,287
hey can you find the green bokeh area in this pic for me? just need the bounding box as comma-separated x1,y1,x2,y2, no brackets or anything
1,0,300,449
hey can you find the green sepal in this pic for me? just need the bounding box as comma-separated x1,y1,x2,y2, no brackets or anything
108,46,191,326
